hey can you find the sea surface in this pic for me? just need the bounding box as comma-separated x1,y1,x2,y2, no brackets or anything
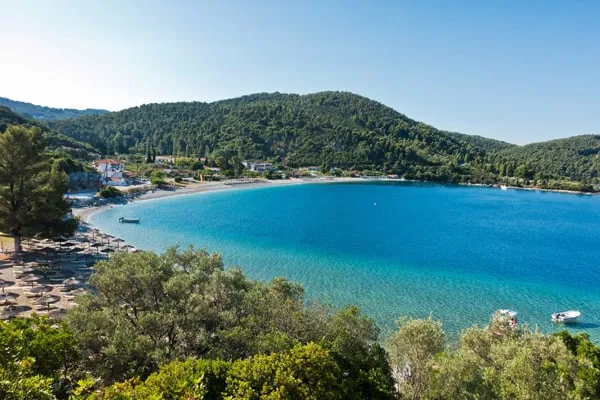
90,182,600,340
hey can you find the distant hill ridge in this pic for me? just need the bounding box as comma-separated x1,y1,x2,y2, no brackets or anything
0,96,108,120
0,106,99,161
4,91,600,182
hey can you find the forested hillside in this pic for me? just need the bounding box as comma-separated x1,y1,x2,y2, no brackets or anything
47,91,600,184
445,131,515,152
0,106,100,161
497,135,600,181
0,96,108,120
51,92,488,178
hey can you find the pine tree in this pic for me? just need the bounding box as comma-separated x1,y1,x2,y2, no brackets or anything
0,126,74,253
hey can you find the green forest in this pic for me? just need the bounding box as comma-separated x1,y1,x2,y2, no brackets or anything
0,106,99,164
2,91,600,189
45,91,600,186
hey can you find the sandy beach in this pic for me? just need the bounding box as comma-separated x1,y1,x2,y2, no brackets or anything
73,177,365,223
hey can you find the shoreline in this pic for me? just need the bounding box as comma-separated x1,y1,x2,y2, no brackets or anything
73,177,364,223
74,177,600,224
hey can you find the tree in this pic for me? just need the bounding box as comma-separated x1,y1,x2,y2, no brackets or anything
0,125,74,252
322,306,395,399
225,343,343,399
387,316,444,400
66,247,303,384
0,316,79,399
427,326,594,400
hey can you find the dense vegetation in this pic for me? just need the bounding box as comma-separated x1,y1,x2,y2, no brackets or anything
49,91,600,186
0,126,77,251
0,106,100,161
497,135,600,182
50,92,490,180
2,248,600,399
0,96,108,120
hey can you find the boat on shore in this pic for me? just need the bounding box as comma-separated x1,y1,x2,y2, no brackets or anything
552,310,581,324
118,217,140,224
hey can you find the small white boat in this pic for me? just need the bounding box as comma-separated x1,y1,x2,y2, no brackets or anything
551,310,581,324
500,185,508,191
118,217,140,224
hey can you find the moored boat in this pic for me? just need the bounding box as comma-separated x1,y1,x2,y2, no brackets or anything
551,310,580,324
118,217,140,224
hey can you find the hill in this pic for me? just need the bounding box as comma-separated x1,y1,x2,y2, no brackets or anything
497,135,600,181
48,91,600,184
0,106,100,161
445,131,516,152
0,96,108,120
51,91,491,181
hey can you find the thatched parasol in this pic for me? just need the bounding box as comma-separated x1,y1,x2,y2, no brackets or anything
20,274,41,286
26,285,53,296
0,279,14,294
34,294,61,311
0,292,19,305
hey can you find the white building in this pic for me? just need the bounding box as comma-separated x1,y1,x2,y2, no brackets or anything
243,162,274,172
93,159,128,186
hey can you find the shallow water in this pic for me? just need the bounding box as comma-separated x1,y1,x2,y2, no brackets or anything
91,182,600,339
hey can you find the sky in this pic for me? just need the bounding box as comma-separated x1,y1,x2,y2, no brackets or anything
1,1,599,144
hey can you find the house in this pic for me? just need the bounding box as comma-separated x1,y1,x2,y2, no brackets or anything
243,162,274,172
93,159,128,186
155,155,173,164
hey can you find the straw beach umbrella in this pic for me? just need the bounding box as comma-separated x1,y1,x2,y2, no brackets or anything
0,307,17,320
120,244,135,253
26,285,52,296
0,279,14,293
20,274,40,286
113,238,125,250
0,292,19,305
15,266,35,276
34,294,60,311
48,308,68,319
100,247,115,259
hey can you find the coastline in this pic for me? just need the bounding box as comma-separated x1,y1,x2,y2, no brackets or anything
74,177,599,225
73,177,364,223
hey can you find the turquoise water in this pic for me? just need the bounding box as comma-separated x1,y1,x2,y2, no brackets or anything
90,182,600,339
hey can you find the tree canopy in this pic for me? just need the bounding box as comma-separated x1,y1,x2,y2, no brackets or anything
46,91,600,185
66,247,393,398
0,125,76,250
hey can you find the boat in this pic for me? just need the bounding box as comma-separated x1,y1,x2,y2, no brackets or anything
551,310,581,324
118,217,140,224
500,185,508,191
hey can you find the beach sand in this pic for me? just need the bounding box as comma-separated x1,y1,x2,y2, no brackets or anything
73,177,364,223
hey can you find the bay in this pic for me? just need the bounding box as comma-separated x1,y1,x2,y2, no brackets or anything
90,182,600,339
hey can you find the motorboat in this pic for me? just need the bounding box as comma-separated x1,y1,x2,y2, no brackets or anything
551,310,580,324
118,217,140,224
500,185,508,191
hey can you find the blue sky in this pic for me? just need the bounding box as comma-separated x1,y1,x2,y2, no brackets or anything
1,1,599,144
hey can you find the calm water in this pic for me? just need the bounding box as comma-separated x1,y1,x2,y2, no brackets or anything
90,182,600,339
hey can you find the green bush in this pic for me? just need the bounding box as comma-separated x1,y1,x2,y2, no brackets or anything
98,186,121,198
